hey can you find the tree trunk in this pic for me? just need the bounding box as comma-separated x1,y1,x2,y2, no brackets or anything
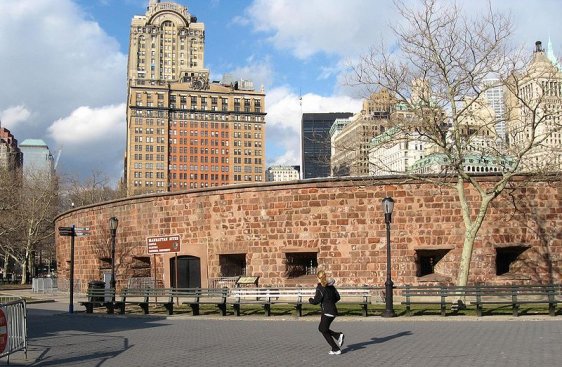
20,257,28,285
456,233,476,286
2,252,8,281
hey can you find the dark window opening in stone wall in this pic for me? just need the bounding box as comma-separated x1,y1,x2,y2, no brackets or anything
99,257,111,270
495,246,528,276
219,254,246,277
415,249,450,277
131,256,151,278
285,253,318,278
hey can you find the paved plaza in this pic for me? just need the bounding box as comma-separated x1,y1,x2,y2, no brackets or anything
2,291,562,366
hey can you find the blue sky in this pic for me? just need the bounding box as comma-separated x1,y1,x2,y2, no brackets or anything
1,0,561,184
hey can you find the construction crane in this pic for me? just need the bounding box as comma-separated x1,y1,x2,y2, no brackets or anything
54,147,62,170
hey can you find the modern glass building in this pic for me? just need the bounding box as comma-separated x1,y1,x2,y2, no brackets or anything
301,112,353,179
19,139,54,177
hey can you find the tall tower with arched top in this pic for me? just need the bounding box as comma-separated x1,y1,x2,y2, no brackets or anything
128,0,208,85
124,1,267,196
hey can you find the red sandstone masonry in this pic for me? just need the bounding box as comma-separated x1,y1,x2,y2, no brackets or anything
55,176,562,290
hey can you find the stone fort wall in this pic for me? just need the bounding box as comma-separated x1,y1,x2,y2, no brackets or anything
55,176,562,290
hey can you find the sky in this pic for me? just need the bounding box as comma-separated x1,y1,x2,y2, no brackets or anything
1,0,561,184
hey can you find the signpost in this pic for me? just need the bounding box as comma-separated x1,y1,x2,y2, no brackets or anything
146,235,181,289
147,235,181,254
59,225,90,313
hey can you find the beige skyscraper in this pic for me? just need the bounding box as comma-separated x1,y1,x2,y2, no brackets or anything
125,0,266,195
330,91,393,176
505,41,562,172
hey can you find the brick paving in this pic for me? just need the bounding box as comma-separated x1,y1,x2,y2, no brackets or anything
2,291,561,367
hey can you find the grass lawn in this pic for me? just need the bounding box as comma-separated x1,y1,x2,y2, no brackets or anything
93,302,559,318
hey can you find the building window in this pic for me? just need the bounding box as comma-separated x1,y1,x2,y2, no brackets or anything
415,249,451,277
130,256,151,278
285,253,317,278
219,254,246,277
495,245,529,276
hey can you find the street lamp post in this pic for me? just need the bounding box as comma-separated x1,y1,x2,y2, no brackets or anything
109,217,118,301
382,197,396,318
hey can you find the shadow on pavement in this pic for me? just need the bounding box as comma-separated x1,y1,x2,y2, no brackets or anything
5,307,170,366
344,330,413,353
27,308,168,339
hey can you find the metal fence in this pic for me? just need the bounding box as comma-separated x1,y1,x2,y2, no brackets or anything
0,298,27,364
31,277,58,294
127,277,164,289
56,278,82,293
208,277,239,288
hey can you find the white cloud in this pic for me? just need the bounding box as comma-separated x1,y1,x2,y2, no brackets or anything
0,105,32,130
47,104,126,179
245,0,395,60
0,0,126,179
213,56,275,91
48,104,125,144
265,87,362,166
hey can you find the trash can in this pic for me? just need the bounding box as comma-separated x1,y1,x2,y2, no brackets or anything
88,280,106,304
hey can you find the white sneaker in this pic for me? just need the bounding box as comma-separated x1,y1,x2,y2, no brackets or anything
329,350,342,355
337,333,345,348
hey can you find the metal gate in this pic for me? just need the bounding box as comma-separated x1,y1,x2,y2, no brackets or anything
0,298,27,364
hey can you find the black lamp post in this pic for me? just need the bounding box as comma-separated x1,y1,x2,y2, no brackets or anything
109,217,118,298
382,197,396,318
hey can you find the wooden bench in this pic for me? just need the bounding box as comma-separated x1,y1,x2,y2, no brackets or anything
399,285,475,316
472,284,558,317
336,287,374,317
400,285,453,316
173,288,228,316
80,288,117,314
228,287,314,316
117,288,174,315
228,287,376,317
400,284,559,317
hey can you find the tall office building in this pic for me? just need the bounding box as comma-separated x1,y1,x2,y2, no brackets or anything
505,41,562,172
19,139,54,177
301,112,353,179
0,126,23,171
331,91,393,177
265,165,300,182
125,0,266,195
482,79,506,141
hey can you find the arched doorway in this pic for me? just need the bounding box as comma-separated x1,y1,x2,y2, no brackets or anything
170,256,201,288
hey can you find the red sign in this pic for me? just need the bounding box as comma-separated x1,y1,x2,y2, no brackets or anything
0,309,7,353
147,235,181,254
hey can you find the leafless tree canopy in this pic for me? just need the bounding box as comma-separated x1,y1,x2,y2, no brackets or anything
0,168,125,283
59,169,126,210
346,0,562,286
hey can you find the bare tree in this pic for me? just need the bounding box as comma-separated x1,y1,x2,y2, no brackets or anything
59,169,126,210
0,167,22,279
349,0,562,286
0,169,58,284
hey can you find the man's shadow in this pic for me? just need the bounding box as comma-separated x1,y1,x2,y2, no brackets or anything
344,331,412,352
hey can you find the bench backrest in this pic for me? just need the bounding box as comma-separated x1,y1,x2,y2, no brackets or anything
170,288,228,303
400,284,558,302
338,288,373,303
229,287,314,302
86,288,115,302
120,288,176,303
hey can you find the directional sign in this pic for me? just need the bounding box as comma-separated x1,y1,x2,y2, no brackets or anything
74,227,90,237
59,226,90,237
147,235,181,254
58,227,74,236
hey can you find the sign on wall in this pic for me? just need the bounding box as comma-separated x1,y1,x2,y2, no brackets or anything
147,235,181,254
